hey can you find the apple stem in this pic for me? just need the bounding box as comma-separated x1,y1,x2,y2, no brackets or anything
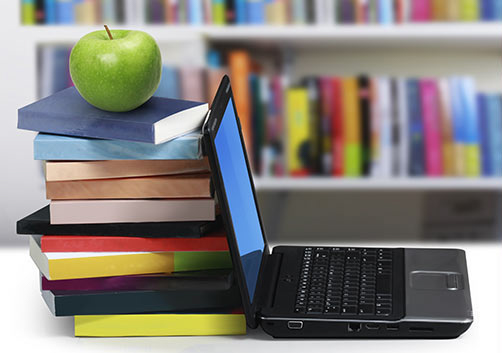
104,25,113,40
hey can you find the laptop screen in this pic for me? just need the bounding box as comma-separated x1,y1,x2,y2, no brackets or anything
214,98,265,303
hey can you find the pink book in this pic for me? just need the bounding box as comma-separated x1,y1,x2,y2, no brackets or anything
420,79,443,176
411,0,431,22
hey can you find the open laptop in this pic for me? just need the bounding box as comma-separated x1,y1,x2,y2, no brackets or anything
202,75,473,338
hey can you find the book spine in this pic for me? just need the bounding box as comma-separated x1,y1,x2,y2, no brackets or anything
44,0,57,24
406,79,425,176
188,0,204,24
460,0,480,21
488,95,502,176
304,77,322,174
378,77,392,178
449,77,466,176
286,88,310,175
358,76,371,176
331,77,344,176
21,0,36,25
378,0,394,24
246,0,265,24
74,314,246,337
234,0,246,23
35,0,45,23
459,77,481,177
495,0,502,20
369,78,381,177
420,79,443,176
477,94,492,176
411,0,431,22
396,78,409,177
319,77,333,175
390,79,401,176
481,0,494,20
212,0,226,24
292,0,306,24
339,0,355,23
342,78,362,177
437,78,455,176
56,0,75,24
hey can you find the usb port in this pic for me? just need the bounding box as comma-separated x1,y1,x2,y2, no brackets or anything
365,323,380,330
386,324,399,331
287,321,303,330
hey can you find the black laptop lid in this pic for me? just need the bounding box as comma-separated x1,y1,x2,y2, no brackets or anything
204,76,268,328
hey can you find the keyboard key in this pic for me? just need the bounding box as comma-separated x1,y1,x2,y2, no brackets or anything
341,306,357,315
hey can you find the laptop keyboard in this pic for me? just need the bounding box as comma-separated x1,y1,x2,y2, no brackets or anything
294,247,393,316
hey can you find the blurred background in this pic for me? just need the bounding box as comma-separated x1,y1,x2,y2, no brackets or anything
2,0,502,247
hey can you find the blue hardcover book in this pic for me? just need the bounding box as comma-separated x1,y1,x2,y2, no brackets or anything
459,77,481,176
247,0,265,24
379,0,394,25
481,0,494,20
44,0,57,24
487,95,502,176
55,0,74,24
235,0,246,24
449,77,466,176
154,66,180,99
188,0,204,24
34,133,202,160
18,87,208,144
406,79,425,176
494,0,502,20
477,94,492,176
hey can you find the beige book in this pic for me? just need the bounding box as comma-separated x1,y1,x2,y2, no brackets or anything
50,199,215,225
45,158,209,181
46,174,212,200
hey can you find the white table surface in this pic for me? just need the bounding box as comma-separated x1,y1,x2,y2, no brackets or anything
1,242,500,352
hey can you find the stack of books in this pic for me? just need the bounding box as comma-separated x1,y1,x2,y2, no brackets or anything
16,87,246,337
21,0,502,26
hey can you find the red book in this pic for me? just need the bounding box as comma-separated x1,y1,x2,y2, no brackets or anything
411,0,431,22
40,232,228,253
331,78,344,176
419,79,443,176
395,0,404,23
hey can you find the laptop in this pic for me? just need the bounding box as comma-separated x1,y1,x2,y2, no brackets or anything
202,75,473,338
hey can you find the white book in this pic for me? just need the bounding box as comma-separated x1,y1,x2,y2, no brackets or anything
378,77,393,178
397,78,409,177
124,0,136,24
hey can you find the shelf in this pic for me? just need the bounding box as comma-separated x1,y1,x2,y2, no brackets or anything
253,177,502,191
20,23,502,49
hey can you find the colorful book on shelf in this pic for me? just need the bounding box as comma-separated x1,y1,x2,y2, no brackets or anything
44,0,57,24
41,269,233,291
446,0,461,21
30,236,232,280
477,94,492,176
21,0,36,25
437,79,455,176
432,0,447,21
17,205,219,238
319,76,333,175
459,77,481,177
369,78,381,177
342,77,362,177
396,78,409,177
154,65,180,99
410,0,431,22
303,77,322,174
358,76,371,176
39,233,228,252
331,77,344,176
49,199,215,225
101,0,117,23
55,0,75,24
339,0,355,23
212,0,226,25
449,77,466,176
74,312,246,337
378,0,394,24
46,174,212,200
377,77,392,178
42,283,240,316
286,88,310,176
487,94,502,176
18,87,208,144
406,79,425,176
179,66,205,102
247,0,265,24
420,79,443,176
460,0,480,21
33,133,202,160
495,0,502,21
44,159,210,182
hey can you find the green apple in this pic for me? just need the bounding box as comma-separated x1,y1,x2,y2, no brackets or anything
69,28,162,112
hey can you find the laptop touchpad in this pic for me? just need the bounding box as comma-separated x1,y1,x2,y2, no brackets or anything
410,271,464,290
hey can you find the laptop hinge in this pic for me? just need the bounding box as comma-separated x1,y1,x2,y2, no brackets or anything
256,252,283,311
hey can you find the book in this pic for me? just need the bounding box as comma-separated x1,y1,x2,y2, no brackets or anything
17,205,218,238
49,199,216,224
303,77,322,174
459,77,481,177
331,77,344,176
179,66,205,102
41,269,233,291
44,0,57,24
46,174,212,200
22,0,36,25
446,0,461,21
437,79,455,176
339,0,355,23
18,87,209,144
432,0,447,20
319,77,333,175
228,51,253,159
411,0,431,22
487,94,502,176
477,94,492,176
40,232,228,252
449,77,466,176
247,0,265,23
406,79,425,176
460,0,479,21
342,78,362,177
44,158,210,181
30,236,231,280
212,0,226,25
420,79,443,176
34,132,202,160
378,0,394,24
358,76,371,175
370,78,381,177
396,78,409,177
154,65,180,99
35,0,45,23
286,88,310,175
74,312,246,337
42,283,240,316
55,0,75,23
377,77,392,178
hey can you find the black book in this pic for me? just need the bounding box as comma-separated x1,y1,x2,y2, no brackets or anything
35,0,45,24
17,206,220,238
115,0,126,23
302,77,322,174
358,76,371,176
42,282,242,316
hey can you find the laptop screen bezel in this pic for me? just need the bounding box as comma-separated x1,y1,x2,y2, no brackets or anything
203,75,269,329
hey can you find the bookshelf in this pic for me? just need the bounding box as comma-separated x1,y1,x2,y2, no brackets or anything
5,0,502,243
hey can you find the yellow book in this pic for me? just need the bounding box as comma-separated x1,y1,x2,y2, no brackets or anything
446,0,461,21
432,0,447,21
438,79,455,176
460,0,479,21
342,78,362,177
453,144,465,176
286,88,310,175
29,236,231,280
465,145,481,177
21,1,35,25
75,313,246,337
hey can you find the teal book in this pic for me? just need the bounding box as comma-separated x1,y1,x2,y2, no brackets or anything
34,133,202,160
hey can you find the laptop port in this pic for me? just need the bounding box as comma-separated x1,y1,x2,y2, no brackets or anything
386,324,399,331
365,323,380,330
287,321,303,330
348,323,362,332
409,327,434,333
